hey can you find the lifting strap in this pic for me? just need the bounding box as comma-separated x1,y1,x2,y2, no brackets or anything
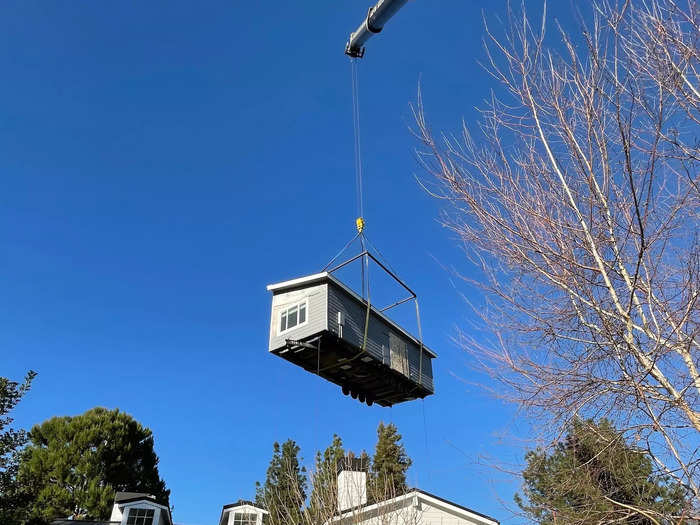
315,59,426,394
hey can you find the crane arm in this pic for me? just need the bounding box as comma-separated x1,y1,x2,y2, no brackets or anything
345,0,409,58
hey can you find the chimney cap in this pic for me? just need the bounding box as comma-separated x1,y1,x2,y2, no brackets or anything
337,456,369,474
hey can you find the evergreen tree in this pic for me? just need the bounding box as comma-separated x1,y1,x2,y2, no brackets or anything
369,422,412,502
309,435,344,522
0,371,36,525
515,419,688,524
256,440,306,525
19,407,169,522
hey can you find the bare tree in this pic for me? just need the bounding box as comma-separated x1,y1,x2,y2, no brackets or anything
414,0,699,517
259,452,422,525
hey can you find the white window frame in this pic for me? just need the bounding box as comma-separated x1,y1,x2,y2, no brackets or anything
278,299,308,335
126,507,156,525
232,513,258,525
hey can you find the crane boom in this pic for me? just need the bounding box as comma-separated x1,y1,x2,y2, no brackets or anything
345,0,409,58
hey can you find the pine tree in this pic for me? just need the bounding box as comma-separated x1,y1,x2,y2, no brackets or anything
19,407,169,522
256,440,307,525
309,435,345,522
369,422,412,503
515,419,689,524
0,371,36,525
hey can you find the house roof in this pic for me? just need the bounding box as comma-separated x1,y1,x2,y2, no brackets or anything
414,489,499,525
333,489,498,525
221,501,268,513
115,494,173,525
114,491,154,503
267,272,438,358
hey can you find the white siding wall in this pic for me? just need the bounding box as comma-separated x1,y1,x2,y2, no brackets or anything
268,284,328,352
418,501,491,525
336,494,496,525
221,505,267,525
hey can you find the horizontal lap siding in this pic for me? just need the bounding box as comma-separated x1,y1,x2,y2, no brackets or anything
327,284,434,391
340,498,493,525
327,284,386,362
419,501,497,525
268,284,328,352
406,339,434,392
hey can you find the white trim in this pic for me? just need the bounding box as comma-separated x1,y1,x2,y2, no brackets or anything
267,272,329,292
418,492,498,525
277,298,309,336
220,504,269,525
119,500,170,525
330,490,498,525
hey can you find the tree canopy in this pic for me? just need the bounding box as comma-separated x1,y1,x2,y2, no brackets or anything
0,371,36,525
416,0,699,506
369,422,412,502
309,434,345,523
256,439,306,525
515,419,689,524
19,407,169,522
258,422,414,525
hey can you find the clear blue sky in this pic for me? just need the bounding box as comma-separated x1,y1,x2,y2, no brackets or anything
1,2,578,524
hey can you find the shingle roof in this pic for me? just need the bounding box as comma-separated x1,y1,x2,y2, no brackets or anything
114,491,154,503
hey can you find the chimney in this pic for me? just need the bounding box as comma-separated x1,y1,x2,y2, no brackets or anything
337,456,368,512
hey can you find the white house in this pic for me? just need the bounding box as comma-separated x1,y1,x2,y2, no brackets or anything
51,492,172,525
219,459,498,525
330,458,498,525
218,500,269,525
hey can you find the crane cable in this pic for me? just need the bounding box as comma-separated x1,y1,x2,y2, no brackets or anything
351,58,364,233
351,57,372,365
351,58,369,303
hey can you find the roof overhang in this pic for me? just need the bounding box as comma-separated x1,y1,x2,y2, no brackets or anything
221,503,269,514
118,498,172,525
330,490,498,525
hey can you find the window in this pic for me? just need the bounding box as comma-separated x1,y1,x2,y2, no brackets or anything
233,513,257,525
126,508,155,525
279,300,307,334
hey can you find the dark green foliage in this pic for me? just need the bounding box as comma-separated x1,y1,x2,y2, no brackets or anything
309,435,344,522
515,419,689,524
369,422,412,502
0,371,36,525
256,440,307,525
19,407,169,522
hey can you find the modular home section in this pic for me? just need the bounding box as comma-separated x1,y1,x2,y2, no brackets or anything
267,272,435,406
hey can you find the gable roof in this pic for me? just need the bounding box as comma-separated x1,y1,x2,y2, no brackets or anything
115,494,173,525
114,492,154,503
221,501,268,513
415,489,499,525
333,489,498,525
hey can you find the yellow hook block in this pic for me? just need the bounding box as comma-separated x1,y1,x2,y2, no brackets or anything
356,217,365,234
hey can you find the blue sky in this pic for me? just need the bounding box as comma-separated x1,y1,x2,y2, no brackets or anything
1,2,578,524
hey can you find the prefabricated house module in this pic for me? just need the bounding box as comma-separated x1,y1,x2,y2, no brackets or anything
267,272,435,406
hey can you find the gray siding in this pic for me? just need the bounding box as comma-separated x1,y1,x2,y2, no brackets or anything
327,283,385,362
268,284,328,352
327,283,434,391
405,335,434,391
